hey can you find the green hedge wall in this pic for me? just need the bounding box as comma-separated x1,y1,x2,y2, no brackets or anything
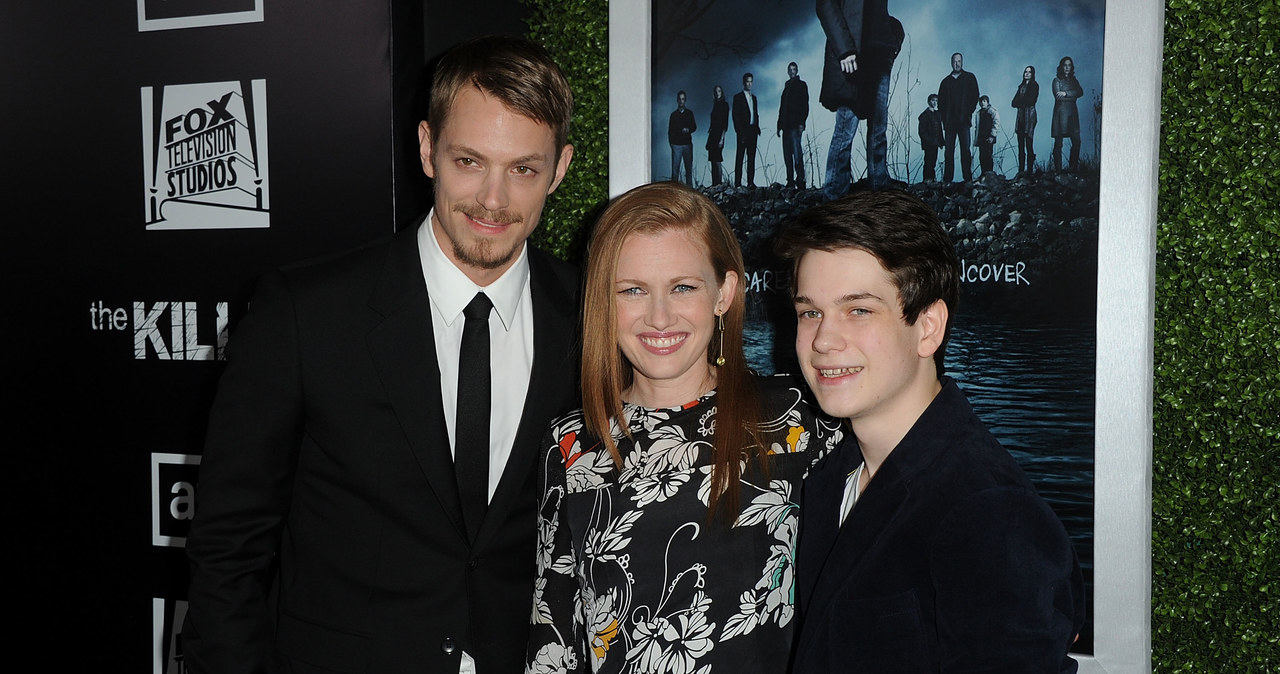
523,0,610,261
525,0,1280,670
1155,0,1278,671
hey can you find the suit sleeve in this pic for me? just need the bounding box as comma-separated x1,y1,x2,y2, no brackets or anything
183,270,305,674
928,487,1085,673
526,424,588,674
801,81,810,124
816,0,863,58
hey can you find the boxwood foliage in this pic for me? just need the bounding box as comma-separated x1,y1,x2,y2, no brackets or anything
1156,0,1279,671
522,0,610,263
527,0,1280,670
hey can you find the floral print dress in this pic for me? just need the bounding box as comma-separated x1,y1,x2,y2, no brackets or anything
526,375,843,674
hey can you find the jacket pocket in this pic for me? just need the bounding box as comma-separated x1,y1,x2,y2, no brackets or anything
276,612,370,674
833,589,930,672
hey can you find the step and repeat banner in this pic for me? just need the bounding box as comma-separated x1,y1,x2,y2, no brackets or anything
4,1,427,668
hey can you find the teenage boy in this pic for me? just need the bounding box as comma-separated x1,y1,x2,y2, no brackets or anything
776,189,1084,673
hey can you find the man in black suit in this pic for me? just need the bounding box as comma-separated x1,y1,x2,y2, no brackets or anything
776,190,1085,673
732,72,760,188
918,93,944,182
667,90,696,186
182,36,580,674
777,61,809,189
938,51,981,182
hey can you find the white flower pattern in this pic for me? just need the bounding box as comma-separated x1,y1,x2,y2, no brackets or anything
525,375,843,674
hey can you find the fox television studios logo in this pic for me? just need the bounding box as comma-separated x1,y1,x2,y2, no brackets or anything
137,0,264,32
142,80,270,230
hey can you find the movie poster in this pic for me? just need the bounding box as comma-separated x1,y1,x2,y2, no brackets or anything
651,0,1104,650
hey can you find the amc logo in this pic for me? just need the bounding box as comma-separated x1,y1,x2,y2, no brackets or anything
152,453,200,547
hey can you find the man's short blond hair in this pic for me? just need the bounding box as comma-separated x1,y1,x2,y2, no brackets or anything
429,35,573,150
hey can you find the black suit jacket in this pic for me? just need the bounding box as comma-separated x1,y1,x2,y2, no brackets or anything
938,70,981,131
183,219,580,674
731,91,760,137
793,379,1084,673
817,0,899,115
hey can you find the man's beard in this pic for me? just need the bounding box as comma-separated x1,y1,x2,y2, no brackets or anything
451,204,526,270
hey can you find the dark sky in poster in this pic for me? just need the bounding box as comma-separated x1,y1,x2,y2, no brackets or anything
652,0,1106,184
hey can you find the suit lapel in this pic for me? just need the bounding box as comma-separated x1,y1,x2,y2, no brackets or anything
367,223,468,542
798,438,860,602
796,456,840,618
474,249,577,550
796,441,913,657
795,381,968,658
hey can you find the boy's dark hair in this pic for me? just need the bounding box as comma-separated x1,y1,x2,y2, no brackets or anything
774,189,960,376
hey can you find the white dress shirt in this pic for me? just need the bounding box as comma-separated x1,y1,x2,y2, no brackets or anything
420,212,535,674
417,210,534,502
839,462,866,526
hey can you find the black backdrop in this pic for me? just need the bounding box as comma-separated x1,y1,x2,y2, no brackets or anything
2,0,524,667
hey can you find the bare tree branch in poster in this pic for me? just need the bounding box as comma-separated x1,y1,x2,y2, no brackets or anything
886,36,920,182
653,0,765,64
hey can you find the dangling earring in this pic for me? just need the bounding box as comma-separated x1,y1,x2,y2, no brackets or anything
715,311,726,366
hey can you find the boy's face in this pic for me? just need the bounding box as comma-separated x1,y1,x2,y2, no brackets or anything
792,248,943,429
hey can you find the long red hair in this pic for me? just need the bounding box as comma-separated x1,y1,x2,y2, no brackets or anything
580,182,763,522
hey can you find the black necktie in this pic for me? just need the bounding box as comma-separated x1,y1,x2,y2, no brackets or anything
456,292,492,542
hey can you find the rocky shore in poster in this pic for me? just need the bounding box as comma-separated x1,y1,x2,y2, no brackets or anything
704,170,1101,319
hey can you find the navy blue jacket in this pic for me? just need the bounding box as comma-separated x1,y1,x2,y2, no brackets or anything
794,378,1084,673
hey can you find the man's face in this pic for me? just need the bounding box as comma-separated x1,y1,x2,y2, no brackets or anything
792,248,942,428
677,92,686,109
951,54,963,74
788,63,798,79
744,76,753,92
419,86,572,284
